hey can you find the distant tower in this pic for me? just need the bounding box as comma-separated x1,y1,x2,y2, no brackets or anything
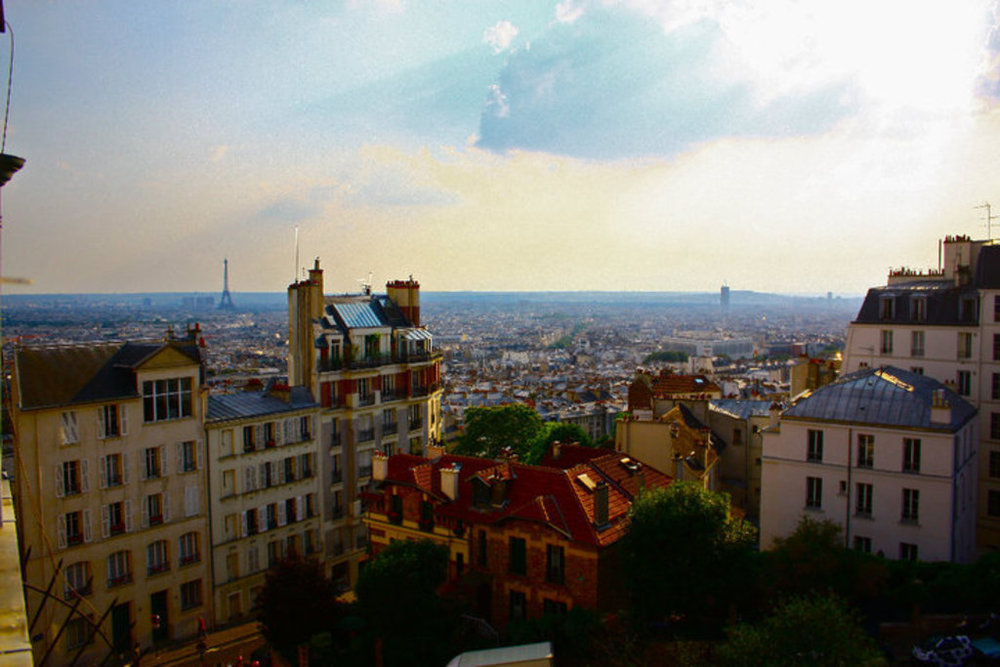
218,258,235,310
720,284,730,312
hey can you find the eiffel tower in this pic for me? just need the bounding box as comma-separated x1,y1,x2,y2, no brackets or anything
218,258,235,310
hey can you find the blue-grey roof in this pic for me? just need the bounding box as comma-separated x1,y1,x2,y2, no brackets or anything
782,366,976,431
207,386,317,422
331,301,386,329
710,399,773,420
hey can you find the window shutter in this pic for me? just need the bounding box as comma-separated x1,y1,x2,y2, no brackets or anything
55,464,64,497
277,503,287,527
162,491,170,523
259,463,266,488
82,510,92,542
275,423,283,447
99,456,107,489
240,512,248,538
106,557,113,586
97,408,106,439
160,446,169,476
244,466,252,492
101,505,110,538
122,453,130,485
124,500,133,532
141,497,149,528
296,495,305,522
255,425,265,450
120,406,128,435
185,486,197,517
80,460,89,493
196,440,203,470
139,452,147,481
256,506,266,533
277,462,285,485
176,443,183,473
57,515,67,549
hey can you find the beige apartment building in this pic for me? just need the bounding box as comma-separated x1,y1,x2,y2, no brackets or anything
843,235,1000,551
287,261,443,586
204,384,323,626
760,367,978,563
11,330,211,663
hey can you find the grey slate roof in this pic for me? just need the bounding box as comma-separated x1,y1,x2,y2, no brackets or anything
782,366,976,431
207,386,317,423
853,281,979,327
710,399,773,420
974,245,1000,289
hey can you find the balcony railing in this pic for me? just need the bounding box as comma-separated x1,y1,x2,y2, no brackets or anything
409,420,423,432
331,433,341,448
331,470,343,484
319,351,441,372
358,394,375,407
180,553,200,566
110,524,126,536
108,573,133,588
147,562,170,576
383,422,398,435
358,429,375,443
381,391,397,402
358,465,373,478
332,507,345,520
318,358,344,373
67,533,84,547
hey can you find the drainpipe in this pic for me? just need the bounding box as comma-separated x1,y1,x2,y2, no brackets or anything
845,427,852,549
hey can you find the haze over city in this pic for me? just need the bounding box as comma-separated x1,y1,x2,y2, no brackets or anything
6,0,1000,294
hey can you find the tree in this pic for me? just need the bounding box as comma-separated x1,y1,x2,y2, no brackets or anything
525,421,595,464
717,595,886,666
622,482,757,632
255,557,345,656
453,404,544,460
355,539,453,666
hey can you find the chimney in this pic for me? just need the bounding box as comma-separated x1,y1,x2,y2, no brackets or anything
440,463,460,501
930,389,952,425
594,482,609,527
552,441,562,460
386,277,421,326
373,451,389,482
426,442,445,460
769,401,783,427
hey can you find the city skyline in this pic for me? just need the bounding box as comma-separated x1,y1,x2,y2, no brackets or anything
5,1,1000,295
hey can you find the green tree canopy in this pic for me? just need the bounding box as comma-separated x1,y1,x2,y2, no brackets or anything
525,422,595,463
453,403,544,460
717,595,886,666
254,556,345,655
622,482,757,631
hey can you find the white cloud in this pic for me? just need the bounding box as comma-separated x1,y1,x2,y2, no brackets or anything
483,20,519,54
555,0,585,23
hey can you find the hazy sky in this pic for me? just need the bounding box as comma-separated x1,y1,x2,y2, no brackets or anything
5,0,1000,295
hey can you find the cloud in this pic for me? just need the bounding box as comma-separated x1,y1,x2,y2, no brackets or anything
555,0,585,24
483,20,520,54
252,198,323,224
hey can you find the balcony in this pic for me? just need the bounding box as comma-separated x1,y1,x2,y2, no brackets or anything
108,573,133,588
357,429,375,443
381,391,397,402
358,465,373,479
331,433,341,448
331,470,343,484
149,514,163,527
110,524,126,537
383,422,398,435
180,553,200,566
67,533,84,547
147,562,170,576
349,354,390,370
332,506,345,520
408,420,423,432
318,358,344,373
358,394,375,407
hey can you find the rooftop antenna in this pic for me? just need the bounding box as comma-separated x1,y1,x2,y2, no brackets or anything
357,270,373,295
294,225,299,283
976,202,997,241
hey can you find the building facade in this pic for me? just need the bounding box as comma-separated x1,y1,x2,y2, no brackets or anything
11,331,212,663
842,235,1000,550
287,261,444,586
204,384,323,626
760,367,977,563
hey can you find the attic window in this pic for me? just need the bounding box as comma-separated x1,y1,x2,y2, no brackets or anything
576,473,597,492
879,296,895,320
619,457,640,472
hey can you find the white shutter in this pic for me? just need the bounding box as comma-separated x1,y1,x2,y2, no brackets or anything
57,515,67,549
275,423,283,447
124,500,133,532
277,502,287,527
101,505,110,538
122,454,130,485
162,491,170,523
176,443,183,473
255,425,265,450
277,462,285,486
139,451,147,481
80,460,89,493
185,486,197,517
160,446,169,476
99,456,108,489
196,439,203,470
97,408,106,439
284,419,294,444
82,510,92,542
120,406,128,436
142,496,150,527
240,512,248,538
256,505,266,532
296,496,305,522
55,464,64,497
106,557,113,585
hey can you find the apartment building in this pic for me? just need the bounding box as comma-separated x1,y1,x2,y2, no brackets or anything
363,445,671,631
842,235,1000,550
204,383,323,626
287,261,443,585
760,367,977,562
11,329,211,663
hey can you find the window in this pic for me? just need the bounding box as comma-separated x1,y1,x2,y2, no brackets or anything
544,599,568,615
880,330,893,354
857,434,874,469
267,540,283,567
264,422,276,447
990,451,1000,478
358,378,373,405
419,500,434,531
103,501,129,537
60,510,90,547
957,370,972,397
65,617,91,650
179,532,200,565
988,490,1000,517
383,409,397,434
911,331,925,357
912,296,927,322
285,498,297,524
546,544,565,584
960,332,974,359
266,504,277,530
142,377,193,422
60,411,79,445
358,415,374,443
807,430,823,462
143,446,163,480
382,374,396,400
284,457,295,483
509,537,527,575
181,580,202,610
994,374,1000,400
298,453,313,479
247,546,259,572
900,543,918,561
99,404,124,438
839,480,848,495
299,415,311,441
994,334,1000,361
357,449,373,478
64,561,91,599
409,403,422,430
509,590,526,621
853,536,872,553
58,460,86,497
387,494,401,524
222,429,234,456
106,551,132,587
993,413,1000,440
184,486,200,517
910,367,924,375
101,453,126,488
180,441,197,473
902,488,920,522
855,483,873,517
331,454,342,483
478,530,488,567
995,295,1000,322
960,296,978,322
880,296,895,319
305,493,316,518
147,540,169,575
243,426,256,453
903,438,921,473
806,477,822,509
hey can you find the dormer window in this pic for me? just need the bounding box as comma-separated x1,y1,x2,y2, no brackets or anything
879,296,895,320
960,296,978,323
911,296,927,322
472,478,491,507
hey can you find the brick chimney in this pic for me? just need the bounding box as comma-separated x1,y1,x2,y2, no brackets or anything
373,451,389,481
440,463,460,501
386,277,420,326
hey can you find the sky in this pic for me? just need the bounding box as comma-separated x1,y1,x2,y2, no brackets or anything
5,0,1000,295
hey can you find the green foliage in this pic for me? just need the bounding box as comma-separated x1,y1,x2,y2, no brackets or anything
622,483,757,632
525,422,595,463
718,595,886,666
642,349,689,363
453,404,544,460
254,557,345,654
507,609,644,667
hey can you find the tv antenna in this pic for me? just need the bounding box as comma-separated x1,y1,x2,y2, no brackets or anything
357,271,373,295
976,202,997,240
